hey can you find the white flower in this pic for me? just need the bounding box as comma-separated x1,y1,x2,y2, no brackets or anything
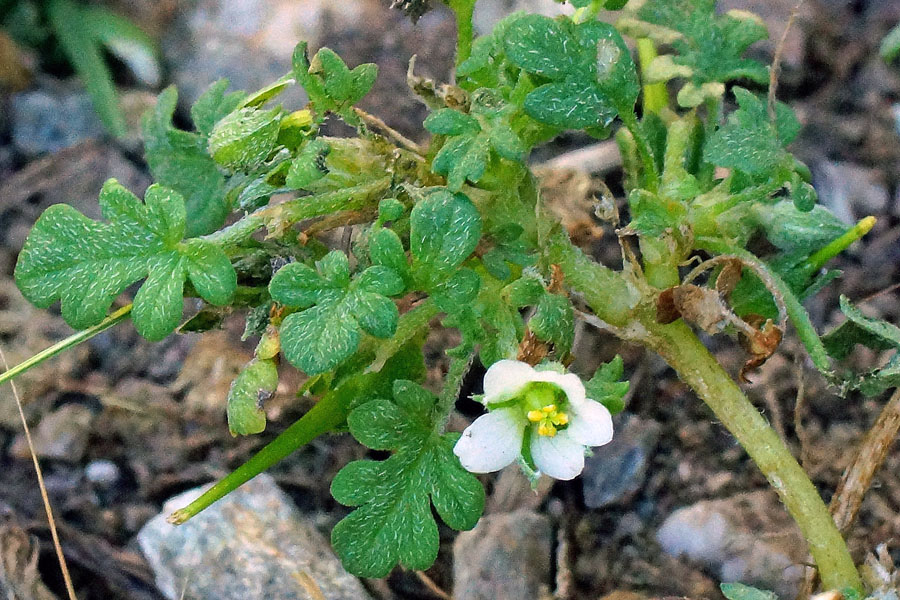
453,359,614,480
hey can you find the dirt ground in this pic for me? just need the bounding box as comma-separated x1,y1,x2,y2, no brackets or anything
1,1,900,599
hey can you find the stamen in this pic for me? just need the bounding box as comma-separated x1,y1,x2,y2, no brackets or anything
537,422,557,437
541,404,557,414
527,410,544,423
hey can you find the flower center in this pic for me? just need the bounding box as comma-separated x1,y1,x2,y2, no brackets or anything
520,382,569,437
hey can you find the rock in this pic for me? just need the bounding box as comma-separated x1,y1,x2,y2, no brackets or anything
453,509,553,600
473,0,565,35
85,460,121,487
10,404,95,462
137,474,372,600
161,0,348,107
10,84,105,157
582,413,661,509
656,491,806,599
814,161,889,224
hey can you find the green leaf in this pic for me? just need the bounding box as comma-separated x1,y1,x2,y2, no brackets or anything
410,190,482,287
190,79,247,138
753,203,845,254
529,293,575,355
881,23,900,62
294,44,377,116
720,584,777,600
619,1,768,95
426,102,525,191
331,380,485,577
47,0,126,137
504,15,638,129
270,252,404,375
14,180,237,341
227,358,278,436
424,109,480,135
142,85,233,236
81,5,160,88
585,356,629,415
209,106,282,171
286,139,331,189
822,296,900,360
431,268,481,312
369,228,410,279
705,88,799,176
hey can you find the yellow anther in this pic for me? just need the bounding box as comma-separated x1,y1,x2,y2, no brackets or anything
537,422,557,437
551,412,569,426
541,404,557,414
527,410,544,423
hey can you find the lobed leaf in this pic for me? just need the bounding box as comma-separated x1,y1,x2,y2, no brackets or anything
331,380,484,577
14,180,236,341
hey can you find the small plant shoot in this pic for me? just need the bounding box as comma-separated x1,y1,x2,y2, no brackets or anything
6,0,900,594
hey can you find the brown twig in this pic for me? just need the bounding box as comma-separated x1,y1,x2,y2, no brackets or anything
831,387,900,533
0,346,78,600
799,387,900,598
769,1,806,122
354,107,425,155
413,570,451,600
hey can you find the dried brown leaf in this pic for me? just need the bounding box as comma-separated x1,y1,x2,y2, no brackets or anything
0,523,58,600
715,259,743,298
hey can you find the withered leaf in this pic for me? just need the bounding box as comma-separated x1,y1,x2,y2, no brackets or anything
738,315,784,382
715,259,744,298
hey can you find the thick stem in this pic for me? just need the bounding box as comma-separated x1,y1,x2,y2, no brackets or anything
636,38,669,115
645,318,861,593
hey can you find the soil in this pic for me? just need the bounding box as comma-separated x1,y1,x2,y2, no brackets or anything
1,1,900,599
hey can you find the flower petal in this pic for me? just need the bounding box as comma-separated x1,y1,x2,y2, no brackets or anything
454,408,525,473
530,430,585,480
567,400,614,447
483,359,535,402
533,370,587,406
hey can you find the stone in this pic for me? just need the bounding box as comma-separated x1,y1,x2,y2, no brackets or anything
137,474,372,600
85,459,122,487
10,84,105,157
582,413,661,509
813,161,889,225
10,404,95,462
161,0,350,107
453,509,553,600
656,491,807,599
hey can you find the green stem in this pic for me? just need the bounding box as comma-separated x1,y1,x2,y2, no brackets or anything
572,0,602,24
636,38,668,114
203,177,393,247
170,301,438,524
545,230,638,327
805,216,876,272
437,352,475,432
620,110,660,192
0,304,133,388
168,385,350,525
448,0,477,67
644,318,861,593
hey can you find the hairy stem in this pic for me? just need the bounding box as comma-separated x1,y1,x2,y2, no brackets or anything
0,304,133,388
437,352,475,432
646,318,862,592
448,0,477,67
636,38,669,114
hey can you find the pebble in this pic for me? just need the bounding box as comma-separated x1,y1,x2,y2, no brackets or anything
656,491,806,599
137,474,372,600
813,160,889,224
453,509,553,600
10,85,105,157
161,0,347,107
10,404,95,462
85,459,121,487
582,413,661,509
